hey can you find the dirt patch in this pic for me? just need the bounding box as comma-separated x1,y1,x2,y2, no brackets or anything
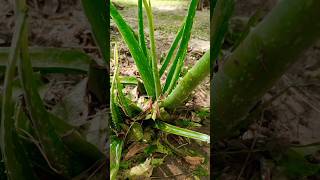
266,44,320,144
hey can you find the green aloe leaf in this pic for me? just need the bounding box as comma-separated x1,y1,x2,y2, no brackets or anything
143,0,162,98
18,8,75,177
81,0,108,62
110,3,155,97
278,149,320,178
138,0,148,57
0,3,37,178
113,43,142,118
163,0,199,94
110,136,124,180
0,47,92,73
162,0,234,109
159,22,184,77
116,83,142,118
128,122,144,142
9,91,105,171
111,76,140,85
231,8,266,51
111,43,124,130
210,0,235,76
162,51,210,108
155,121,210,143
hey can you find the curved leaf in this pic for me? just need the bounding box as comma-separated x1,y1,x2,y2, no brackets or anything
81,0,108,62
0,47,91,73
110,3,155,97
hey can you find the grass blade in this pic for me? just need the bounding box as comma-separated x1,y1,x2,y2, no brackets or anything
163,0,199,94
0,47,91,73
0,3,37,178
110,3,155,97
143,0,162,98
155,121,210,143
81,0,108,62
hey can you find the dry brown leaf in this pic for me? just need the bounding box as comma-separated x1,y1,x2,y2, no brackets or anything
124,143,148,160
167,163,187,180
184,156,205,166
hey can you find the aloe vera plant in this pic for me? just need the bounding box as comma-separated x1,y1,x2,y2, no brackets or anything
110,0,212,178
0,47,92,73
211,0,320,178
212,0,320,140
0,0,107,179
0,1,37,179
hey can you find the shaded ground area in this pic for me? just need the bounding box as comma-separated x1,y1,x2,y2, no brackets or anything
111,0,210,179
214,0,320,179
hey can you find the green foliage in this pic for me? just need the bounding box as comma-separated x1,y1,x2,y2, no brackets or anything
212,0,320,139
163,0,199,94
81,0,108,62
111,44,124,130
151,158,164,167
0,4,37,179
277,149,320,178
210,0,234,76
144,145,157,155
138,0,148,57
176,119,201,128
196,108,210,120
120,161,131,169
128,122,144,142
193,165,209,177
155,139,172,154
0,0,106,178
110,0,210,178
110,3,155,97
110,136,124,180
0,47,92,73
143,0,162,98
159,23,184,77
155,121,210,143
